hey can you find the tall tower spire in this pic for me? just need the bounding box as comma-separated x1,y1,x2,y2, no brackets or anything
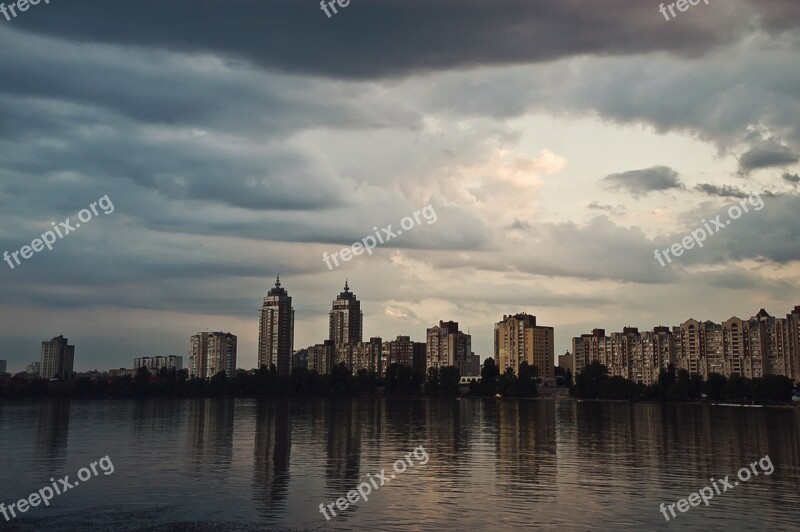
259,276,294,375
330,281,363,348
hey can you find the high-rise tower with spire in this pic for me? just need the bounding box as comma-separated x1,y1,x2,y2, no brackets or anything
329,280,363,348
258,275,295,374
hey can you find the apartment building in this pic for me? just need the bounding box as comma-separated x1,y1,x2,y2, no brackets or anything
308,340,335,375
134,355,183,374
329,281,363,348
572,306,800,383
258,276,295,374
41,335,75,380
426,320,471,375
189,332,209,378
495,313,554,378
382,336,426,376
207,332,237,377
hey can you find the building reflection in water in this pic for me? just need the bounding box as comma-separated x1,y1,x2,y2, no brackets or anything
253,399,291,519
325,399,362,493
36,399,71,469
185,398,235,469
494,400,557,500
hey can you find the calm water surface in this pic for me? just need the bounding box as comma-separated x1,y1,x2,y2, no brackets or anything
0,398,798,531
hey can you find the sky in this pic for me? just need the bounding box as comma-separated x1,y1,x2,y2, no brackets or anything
1,0,799,373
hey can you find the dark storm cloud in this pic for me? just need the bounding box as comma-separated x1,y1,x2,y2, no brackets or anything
783,172,800,184
695,183,749,198
603,166,684,198
738,141,800,175
7,0,794,80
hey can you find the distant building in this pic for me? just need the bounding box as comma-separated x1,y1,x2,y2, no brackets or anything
41,335,75,380
464,353,481,377
0,360,6,375
206,332,237,377
571,305,800,383
329,281,363,348
336,337,383,375
26,362,40,375
557,351,574,375
292,349,308,370
258,276,295,374
382,336,426,376
134,355,183,374
189,332,209,379
109,368,132,378
308,341,335,374
75,370,106,380
426,321,472,375
495,314,554,378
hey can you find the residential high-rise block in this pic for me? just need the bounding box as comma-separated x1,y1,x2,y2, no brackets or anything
189,332,209,378
134,355,183,374
336,336,382,375
258,276,295,374
40,335,75,380
786,306,800,382
308,340,335,375
329,281,363,348
572,306,800,383
382,336,426,376
426,320,472,375
207,332,237,377
495,313,554,378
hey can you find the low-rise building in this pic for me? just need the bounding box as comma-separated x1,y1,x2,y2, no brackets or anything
134,355,183,374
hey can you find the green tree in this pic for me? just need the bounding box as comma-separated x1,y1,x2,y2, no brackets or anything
517,362,538,397
424,367,441,395
574,361,608,399
480,358,499,396
439,366,461,395
704,373,727,400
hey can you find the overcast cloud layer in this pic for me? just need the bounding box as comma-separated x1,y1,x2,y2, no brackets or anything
1,0,799,372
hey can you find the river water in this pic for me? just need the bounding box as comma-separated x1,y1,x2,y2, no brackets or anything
0,398,798,530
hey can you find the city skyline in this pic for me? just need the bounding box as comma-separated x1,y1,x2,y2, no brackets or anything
8,285,800,383
2,2,799,376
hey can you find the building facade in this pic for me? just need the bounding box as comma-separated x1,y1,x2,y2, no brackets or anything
557,351,574,377
572,306,800,383
207,332,237,377
329,281,363,348
336,337,382,375
189,332,209,378
382,336,426,376
258,276,295,374
41,335,75,380
0,360,6,375
308,340,335,375
495,314,554,378
134,355,183,374
426,320,472,375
